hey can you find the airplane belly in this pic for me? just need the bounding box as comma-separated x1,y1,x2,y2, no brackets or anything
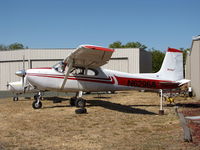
27,75,79,92
82,82,116,92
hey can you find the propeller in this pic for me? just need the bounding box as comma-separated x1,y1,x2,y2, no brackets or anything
15,55,26,92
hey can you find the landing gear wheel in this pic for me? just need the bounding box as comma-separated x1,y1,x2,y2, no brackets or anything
13,97,19,101
34,94,39,100
70,97,76,106
32,100,42,109
75,98,86,108
75,108,87,114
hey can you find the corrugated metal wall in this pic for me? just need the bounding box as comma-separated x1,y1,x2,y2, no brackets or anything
0,48,152,90
186,37,200,99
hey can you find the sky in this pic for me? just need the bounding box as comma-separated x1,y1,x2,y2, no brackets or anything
0,0,199,51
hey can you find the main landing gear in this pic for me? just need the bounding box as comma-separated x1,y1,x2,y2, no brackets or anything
70,91,87,114
31,91,87,114
32,92,42,109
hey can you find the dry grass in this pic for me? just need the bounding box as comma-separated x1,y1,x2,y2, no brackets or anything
0,91,199,150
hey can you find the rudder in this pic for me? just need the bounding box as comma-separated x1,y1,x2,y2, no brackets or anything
156,48,183,81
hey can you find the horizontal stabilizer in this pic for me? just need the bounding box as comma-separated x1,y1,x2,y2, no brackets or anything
176,79,190,86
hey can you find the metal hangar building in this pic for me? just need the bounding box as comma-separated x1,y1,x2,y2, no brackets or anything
0,48,152,90
186,35,200,99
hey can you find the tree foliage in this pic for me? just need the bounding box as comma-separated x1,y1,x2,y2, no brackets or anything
109,41,147,49
150,49,165,73
0,42,26,50
180,48,190,66
9,42,24,49
0,44,8,50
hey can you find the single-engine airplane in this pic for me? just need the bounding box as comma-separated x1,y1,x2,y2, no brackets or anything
14,45,189,113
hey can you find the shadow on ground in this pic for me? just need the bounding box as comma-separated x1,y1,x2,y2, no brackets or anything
44,97,69,102
87,100,157,115
42,98,157,115
176,103,200,108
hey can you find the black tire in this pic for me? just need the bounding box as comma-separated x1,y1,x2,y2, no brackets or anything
75,98,86,108
70,97,76,106
13,97,19,101
32,100,42,109
189,91,193,97
75,108,87,114
34,94,39,100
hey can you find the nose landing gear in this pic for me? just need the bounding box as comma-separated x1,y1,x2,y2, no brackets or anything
32,92,42,109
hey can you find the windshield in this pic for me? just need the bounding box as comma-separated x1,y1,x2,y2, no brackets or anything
52,61,66,73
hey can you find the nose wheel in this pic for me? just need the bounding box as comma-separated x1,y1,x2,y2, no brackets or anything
32,92,42,109
32,100,42,109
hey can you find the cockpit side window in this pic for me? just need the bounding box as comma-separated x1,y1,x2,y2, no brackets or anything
70,68,84,75
86,68,98,76
70,67,98,76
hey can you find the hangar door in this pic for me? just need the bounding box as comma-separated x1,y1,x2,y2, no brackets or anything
0,61,28,90
103,58,129,73
31,60,61,68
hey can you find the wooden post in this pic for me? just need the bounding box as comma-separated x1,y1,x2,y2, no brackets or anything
176,111,192,142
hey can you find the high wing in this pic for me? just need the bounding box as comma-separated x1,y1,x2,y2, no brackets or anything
63,45,115,68
61,45,115,89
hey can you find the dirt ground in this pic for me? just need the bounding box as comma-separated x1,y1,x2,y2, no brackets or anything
0,91,200,150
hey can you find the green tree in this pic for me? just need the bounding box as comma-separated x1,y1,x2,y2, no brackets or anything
180,48,190,67
109,41,147,49
109,41,123,48
180,48,190,77
150,49,165,73
125,42,147,49
8,42,24,50
0,44,8,50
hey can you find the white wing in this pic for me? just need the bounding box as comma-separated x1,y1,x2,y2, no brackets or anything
64,45,114,68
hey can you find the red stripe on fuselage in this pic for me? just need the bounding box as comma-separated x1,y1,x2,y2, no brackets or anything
31,67,52,70
115,76,178,89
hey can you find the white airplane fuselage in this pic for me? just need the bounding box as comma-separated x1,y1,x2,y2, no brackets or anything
26,67,179,93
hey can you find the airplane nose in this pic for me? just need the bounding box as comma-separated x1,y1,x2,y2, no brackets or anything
15,70,26,77
6,83,12,91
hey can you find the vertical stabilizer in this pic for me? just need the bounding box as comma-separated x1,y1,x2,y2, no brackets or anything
157,48,183,81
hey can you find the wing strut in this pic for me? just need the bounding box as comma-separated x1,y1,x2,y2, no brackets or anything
60,60,73,90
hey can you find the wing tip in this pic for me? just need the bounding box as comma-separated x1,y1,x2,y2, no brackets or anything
81,45,115,52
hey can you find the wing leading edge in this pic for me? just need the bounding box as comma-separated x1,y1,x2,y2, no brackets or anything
64,45,115,68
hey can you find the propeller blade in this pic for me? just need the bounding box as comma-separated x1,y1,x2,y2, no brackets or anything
23,55,25,70
22,75,25,87
6,82,9,90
